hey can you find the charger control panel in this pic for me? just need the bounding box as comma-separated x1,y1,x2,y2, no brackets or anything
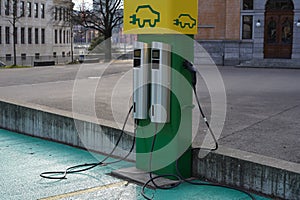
133,42,150,119
150,42,171,123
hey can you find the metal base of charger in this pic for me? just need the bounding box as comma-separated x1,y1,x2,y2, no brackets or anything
111,167,179,188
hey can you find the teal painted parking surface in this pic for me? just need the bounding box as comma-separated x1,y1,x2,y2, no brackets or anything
0,129,270,200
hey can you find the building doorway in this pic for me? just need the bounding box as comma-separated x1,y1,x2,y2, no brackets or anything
264,0,294,59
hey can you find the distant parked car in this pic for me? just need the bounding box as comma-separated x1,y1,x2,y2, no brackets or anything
0,60,6,67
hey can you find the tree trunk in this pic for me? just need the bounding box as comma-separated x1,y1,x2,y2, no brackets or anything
71,26,74,63
13,24,17,66
104,31,112,62
13,0,17,66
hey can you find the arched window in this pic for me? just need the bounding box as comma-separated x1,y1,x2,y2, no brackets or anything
266,0,294,11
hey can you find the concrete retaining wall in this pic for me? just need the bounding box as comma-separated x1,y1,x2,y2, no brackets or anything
0,100,135,160
1,99,300,199
193,147,300,199
195,40,254,66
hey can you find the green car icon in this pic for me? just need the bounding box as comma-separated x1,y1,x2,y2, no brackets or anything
173,14,196,29
129,5,160,28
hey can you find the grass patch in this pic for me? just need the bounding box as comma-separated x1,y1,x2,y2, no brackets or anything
2,65,32,69
68,60,80,65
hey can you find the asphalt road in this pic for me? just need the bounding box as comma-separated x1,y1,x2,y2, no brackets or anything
0,62,300,163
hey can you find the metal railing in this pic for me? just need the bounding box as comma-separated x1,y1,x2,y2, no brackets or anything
0,52,133,67
0,55,72,67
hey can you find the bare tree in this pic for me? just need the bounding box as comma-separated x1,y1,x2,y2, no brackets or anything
4,0,23,66
77,0,123,61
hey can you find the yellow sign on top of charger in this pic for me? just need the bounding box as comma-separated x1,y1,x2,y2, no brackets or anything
124,0,198,34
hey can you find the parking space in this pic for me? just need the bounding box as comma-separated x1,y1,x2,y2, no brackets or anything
0,129,269,200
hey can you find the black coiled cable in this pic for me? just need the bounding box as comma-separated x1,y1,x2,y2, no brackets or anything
141,84,255,200
40,105,135,179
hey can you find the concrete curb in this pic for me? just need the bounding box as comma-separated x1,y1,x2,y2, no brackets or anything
0,98,135,161
0,99,299,199
193,147,300,199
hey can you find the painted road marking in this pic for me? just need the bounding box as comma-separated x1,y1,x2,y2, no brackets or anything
88,76,101,79
39,181,128,200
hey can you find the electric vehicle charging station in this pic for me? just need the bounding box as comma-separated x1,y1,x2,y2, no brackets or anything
124,0,198,180
133,42,150,120
39,2,256,197
150,42,171,124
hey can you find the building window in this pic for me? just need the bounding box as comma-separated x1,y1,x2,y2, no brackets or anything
243,0,253,10
53,52,57,58
242,15,253,39
41,28,45,44
6,54,11,61
34,3,38,18
21,27,25,44
5,27,10,44
41,3,45,18
54,7,58,20
5,0,9,15
68,31,72,43
63,30,66,43
62,52,65,57
21,53,26,60
54,29,58,44
66,9,69,21
35,28,38,44
35,53,40,60
20,1,25,17
0,26,2,44
241,0,254,40
28,27,32,44
59,7,62,20
64,8,68,21
266,0,294,11
67,30,69,43
27,2,32,17
59,29,62,43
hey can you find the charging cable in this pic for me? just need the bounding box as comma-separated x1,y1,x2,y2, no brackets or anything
141,123,182,200
40,105,135,179
183,59,218,151
141,60,255,200
141,123,255,200
175,153,256,200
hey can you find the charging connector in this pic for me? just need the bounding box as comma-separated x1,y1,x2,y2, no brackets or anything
183,60,197,90
183,59,218,151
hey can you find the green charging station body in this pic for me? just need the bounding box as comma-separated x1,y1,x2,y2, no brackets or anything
136,35,194,178
124,0,198,178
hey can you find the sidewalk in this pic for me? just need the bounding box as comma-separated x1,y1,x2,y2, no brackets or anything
0,62,299,163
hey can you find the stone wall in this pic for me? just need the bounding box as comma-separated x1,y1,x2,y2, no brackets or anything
195,40,253,66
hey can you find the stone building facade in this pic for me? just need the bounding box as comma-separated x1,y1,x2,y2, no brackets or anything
196,0,300,67
0,0,73,65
